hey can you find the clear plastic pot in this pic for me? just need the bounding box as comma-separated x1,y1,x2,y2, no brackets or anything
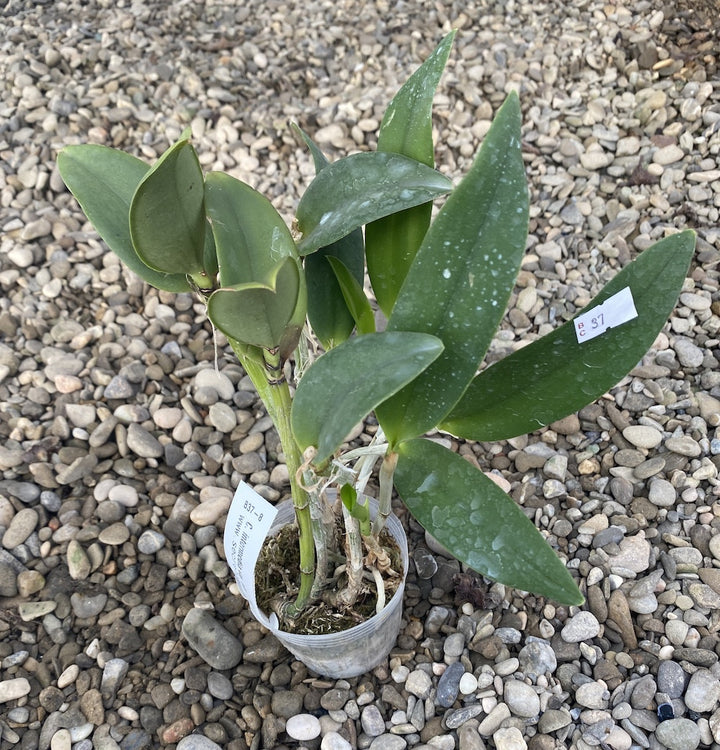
239,498,408,679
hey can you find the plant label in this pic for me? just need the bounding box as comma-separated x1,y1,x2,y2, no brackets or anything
223,482,277,624
574,287,637,343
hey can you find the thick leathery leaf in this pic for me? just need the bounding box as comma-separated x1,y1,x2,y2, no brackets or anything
305,231,364,348
57,145,190,292
441,230,696,441
395,438,583,604
296,152,452,255
366,31,456,314
129,138,206,274
206,257,301,350
294,127,364,348
291,332,444,463
205,171,298,286
377,92,529,446
327,257,375,335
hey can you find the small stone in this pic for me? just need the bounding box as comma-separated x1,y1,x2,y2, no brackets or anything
648,478,676,507
478,703,511,735
657,661,686,698
361,705,386,737
161,718,194,744
654,718,700,750
459,672,478,695
518,638,557,679
194,369,236,400
561,611,600,642
176,736,223,750
70,593,108,619
126,424,163,458
444,704,483,729
684,669,720,712
405,669,433,699
673,337,704,368
622,425,662,449
437,662,465,707
503,679,540,718
103,375,135,399
0,678,31,703
493,726,527,750
98,522,130,545
286,714,321,741
208,403,236,432
182,609,243,670
575,681,609,709
66,540,91,580
321,732,353,750
137,530,166,555
2,508,38,549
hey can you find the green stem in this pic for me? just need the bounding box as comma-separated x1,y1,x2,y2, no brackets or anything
227,340,315,615
372,450,398,537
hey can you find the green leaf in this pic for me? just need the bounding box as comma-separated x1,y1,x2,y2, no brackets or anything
294,126,363,348
327,257,375,335
205,172,307,356
366,31,456,315
441,230,696,441
292,122,330,173
305,233,364,348
207,257,301,351
291,331,444,463
205,172,298,286
296,152,452,255
395,438,583,605
377,92,529,446
129,138,206,274
56,145,190,292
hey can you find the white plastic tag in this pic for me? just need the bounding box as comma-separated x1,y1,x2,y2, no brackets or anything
223,482,277,628
574,287,638,343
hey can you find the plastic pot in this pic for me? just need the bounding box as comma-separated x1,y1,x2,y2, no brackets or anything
239,498,408,679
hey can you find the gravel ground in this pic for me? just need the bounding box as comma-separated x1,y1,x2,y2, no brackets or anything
1,1,720,749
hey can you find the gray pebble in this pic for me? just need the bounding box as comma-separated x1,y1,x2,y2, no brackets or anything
368,735,407,750
405,669,433,700
137,530,166,554
684,669,720,712
560,611,600,642
361,705,386,736
436,662,465,708
503,679,540,718
104,375,135,399
182,609,243,670
206,672,233,701
654,718,700,750
518,638,557,679
70,593,108,619
126,424,164,458
176,737,223,750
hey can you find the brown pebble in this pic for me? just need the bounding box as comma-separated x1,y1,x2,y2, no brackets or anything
607,590,637,649
161,717,194,743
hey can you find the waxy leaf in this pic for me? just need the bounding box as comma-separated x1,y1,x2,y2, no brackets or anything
295,126,365,348
327,257,375,335
441,230,696,441
377,92,529,446
291,331,444,463
57,145,190,292
296,152,452,255
207,257,302,352
129,138,206,274
366,31,456,315
305,231,365,348
395,438,583,605
205,172,307,355
205,172,298,286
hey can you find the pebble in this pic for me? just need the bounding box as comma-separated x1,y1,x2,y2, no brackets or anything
2,507,38,549
126,424,164,458
560,611,600,642
684,669,720,712
436,662,465,707
654,718,701,750
286,714,322,741
0,678,31,703
503,679,540,718
622,425,663,449
181,609,243,670
176,737,223,750
405,669,433,699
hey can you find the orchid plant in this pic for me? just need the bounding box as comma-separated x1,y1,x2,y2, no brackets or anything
57,32,695,626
